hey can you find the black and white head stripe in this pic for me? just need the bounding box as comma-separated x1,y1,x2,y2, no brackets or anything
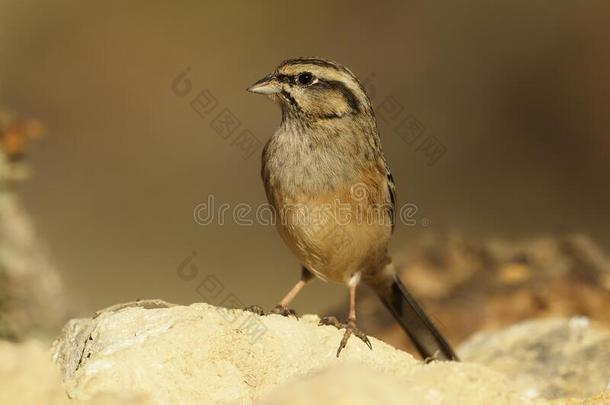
275,57,371,117
313,79,361,112
278,57,353,74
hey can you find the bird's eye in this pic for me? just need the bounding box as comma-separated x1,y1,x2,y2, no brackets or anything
297,72,314,85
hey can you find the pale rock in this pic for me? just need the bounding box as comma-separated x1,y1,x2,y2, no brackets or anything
261,363,534,405
52,301,536,404
459,317,610,400
0,339,151,405
0,188,68,340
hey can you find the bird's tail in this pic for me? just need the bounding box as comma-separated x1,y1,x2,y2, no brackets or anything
366,265,459,361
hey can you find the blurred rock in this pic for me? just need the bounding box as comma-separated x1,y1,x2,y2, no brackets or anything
339,233,610,356
261,363,528,405
0,116,68,341
52,302,535,404
459,317,610,400
0,339,151,405
552,391,610,405
0,171,69,340
0,339,66,404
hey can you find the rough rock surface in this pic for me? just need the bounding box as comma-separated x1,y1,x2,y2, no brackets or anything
459,317,610,400
0,318,607,405
52,301,536,405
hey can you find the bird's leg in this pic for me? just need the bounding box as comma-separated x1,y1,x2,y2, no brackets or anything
245,267,313,317
319,280,372,357
270,267,314,317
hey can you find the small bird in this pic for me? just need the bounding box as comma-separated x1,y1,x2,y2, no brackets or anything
247,57,458,361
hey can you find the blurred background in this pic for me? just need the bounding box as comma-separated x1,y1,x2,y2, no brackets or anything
1,0,609,349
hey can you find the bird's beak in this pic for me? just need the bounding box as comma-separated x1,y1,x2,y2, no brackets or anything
247,74,281,95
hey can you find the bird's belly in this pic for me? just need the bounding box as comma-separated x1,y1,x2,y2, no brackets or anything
274,194,391,284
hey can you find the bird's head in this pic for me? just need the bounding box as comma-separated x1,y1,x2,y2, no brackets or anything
247,57,372,122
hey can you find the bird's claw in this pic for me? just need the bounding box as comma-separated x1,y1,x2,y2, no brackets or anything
244,305,266,316
270,305,298,318
318,316,342,327
319,317,372,356
245,304,298,318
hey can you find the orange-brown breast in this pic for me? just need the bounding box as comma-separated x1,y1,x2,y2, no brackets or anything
271,167,392,283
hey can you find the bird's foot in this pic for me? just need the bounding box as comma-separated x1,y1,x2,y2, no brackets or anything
244,305,266,316
319,316,372,357
244,304,298,318
270,304,298,318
